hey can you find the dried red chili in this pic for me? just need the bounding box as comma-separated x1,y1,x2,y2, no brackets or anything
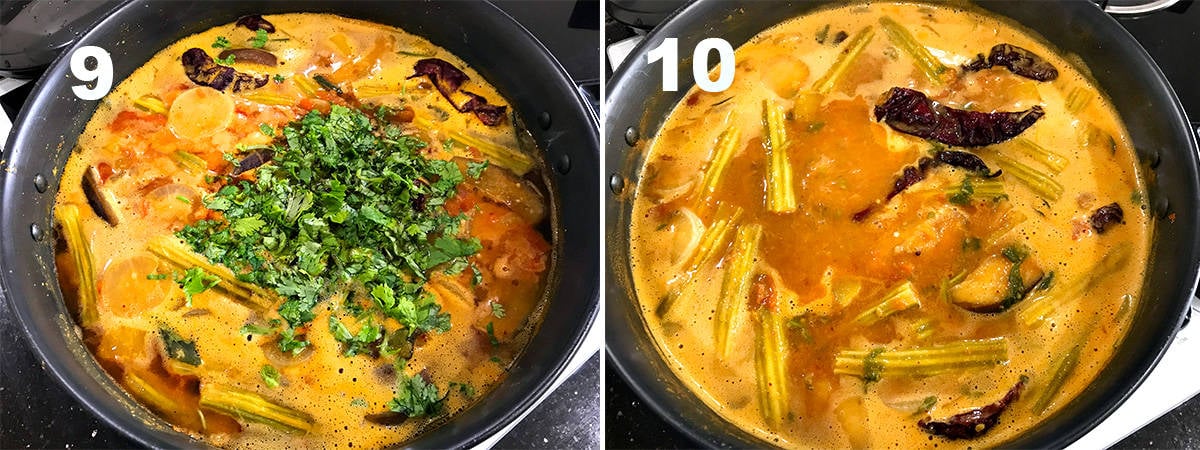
408,58,507,126
874,87,1044,147
235,15,276,33
1090,202,1125,234
918,378,1026,439
963,44,1058,81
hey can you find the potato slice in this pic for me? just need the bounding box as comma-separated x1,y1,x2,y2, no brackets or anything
98,253,177,317
168,87,234,140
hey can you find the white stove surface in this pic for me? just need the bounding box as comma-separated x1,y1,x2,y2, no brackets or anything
1069,302,1200,449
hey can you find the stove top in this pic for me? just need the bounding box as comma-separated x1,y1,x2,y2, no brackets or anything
604,1,1200,448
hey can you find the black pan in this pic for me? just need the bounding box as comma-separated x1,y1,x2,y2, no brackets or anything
605,0,1199,447
0,0,598,448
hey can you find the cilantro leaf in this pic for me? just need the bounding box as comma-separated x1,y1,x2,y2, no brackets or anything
260,364,281,388
491,302,506,319
212,36,231,49
387,372,442,417
467,160,489,179
174,267,220,306
328,316,382,357
250,29,269,49
232,216,266,235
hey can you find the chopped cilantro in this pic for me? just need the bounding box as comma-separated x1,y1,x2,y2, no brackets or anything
449,381,476,399
1002,244,1029,263
260,364,281,388
273,74,286,83
211,36,232,49
491,302,506,319
259,123,274,136
485,322,499,347
174,267,220,307
467,160,489,179
328,316,383,357
179,106,475,342
215,53,236,65
239,323,273,335
277,326,309,354
387,372,442,417
949,178,974,205
471,266,483,287
250,29,269,49
231,216,266,236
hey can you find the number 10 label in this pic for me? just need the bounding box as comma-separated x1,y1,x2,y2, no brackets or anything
646,38,735,93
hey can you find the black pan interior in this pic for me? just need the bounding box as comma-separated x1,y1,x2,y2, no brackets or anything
605,0,1199,448
0,1,599,448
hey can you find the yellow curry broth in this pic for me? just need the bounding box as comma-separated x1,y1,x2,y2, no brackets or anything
631,3,1148,448
55,13,548,448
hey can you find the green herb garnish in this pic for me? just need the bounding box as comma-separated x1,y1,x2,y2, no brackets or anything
212,36,232,49
260,364,281,388
178,105,478,352
250,29,269,49
387,372,442,418
174,267,220,306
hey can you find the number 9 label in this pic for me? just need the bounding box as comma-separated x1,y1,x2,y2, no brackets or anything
70,46,113,101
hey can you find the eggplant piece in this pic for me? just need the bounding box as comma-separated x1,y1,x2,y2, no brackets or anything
470,161,546,224
1090,202,1124,234
231,148,275,176
181,48,268,93
918,378,1026,439
82,165,121,226
949,252,1044,313
874,87,1044,147
235,15,276,33
216,48,278,66
365,410,409,426
962,44,1058,82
